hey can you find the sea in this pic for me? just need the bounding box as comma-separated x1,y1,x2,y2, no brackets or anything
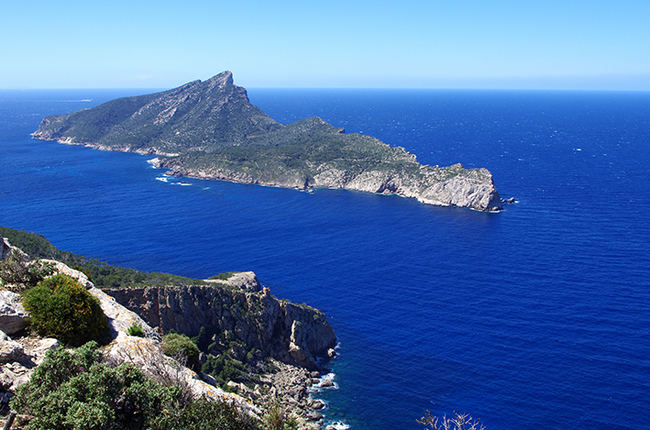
1,88,649,429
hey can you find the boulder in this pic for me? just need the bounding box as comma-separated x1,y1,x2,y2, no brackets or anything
305,411,323,421
309,399,325,410
0,291,27,335
225,271,262,292
0,331,30,364
319,379,334,388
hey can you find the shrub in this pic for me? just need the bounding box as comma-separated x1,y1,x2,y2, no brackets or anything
162,333,200,371
209,271,237,280
12,342,180,430
12,342,261,430
127,322,145,337
0,253,55,291
418,411,486,430
23,274,108,346
263,402,298,430
149,398,258,430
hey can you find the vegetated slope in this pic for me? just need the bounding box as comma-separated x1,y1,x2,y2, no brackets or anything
34,71,502,211
0,226,206,288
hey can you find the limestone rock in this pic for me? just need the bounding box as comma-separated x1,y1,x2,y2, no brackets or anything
0,291,27,335
0,331,30,364
30,338,60,365
88,287,160,341
104,283,336,370
205,271,261,292
106,332,258,416
320,379,334,388
224,271,262,292
41,259,93,288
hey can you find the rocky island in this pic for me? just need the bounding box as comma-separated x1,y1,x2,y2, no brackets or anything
33,71,502,212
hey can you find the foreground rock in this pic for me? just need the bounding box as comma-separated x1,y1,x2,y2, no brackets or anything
33,71,502,212
0,291,27,335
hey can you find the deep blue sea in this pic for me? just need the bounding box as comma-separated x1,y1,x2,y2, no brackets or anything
1,88,650,429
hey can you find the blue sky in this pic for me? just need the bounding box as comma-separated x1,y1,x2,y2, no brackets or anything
2,0,649,89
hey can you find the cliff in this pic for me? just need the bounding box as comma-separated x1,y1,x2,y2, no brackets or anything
104,283,336,370
33,71,502,212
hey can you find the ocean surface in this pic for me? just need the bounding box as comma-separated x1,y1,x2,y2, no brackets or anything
1,88,650,429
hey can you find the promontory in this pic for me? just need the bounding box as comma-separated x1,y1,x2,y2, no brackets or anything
33,71,502,211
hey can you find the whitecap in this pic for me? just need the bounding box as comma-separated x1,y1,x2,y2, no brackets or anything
325,421,350,430
155,177,169,183
318,372,339,390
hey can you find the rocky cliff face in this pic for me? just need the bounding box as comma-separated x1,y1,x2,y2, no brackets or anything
33,71,503,212
104,283,336,370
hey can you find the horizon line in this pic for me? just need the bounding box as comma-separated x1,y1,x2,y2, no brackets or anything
2,86,650,93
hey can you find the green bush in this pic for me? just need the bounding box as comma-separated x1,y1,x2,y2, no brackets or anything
23,274,108,346
11,342,260,430
263,402,298,430
209,271,237,280
12,342,178,430
149,398,257,430
162,333,200,371
127,322,145,337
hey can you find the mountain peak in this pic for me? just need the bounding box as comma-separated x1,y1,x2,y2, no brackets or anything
205,70,234,89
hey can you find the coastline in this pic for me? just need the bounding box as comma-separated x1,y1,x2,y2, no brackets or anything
31,134,501,212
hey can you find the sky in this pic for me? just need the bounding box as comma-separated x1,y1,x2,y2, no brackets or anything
2,0,650,90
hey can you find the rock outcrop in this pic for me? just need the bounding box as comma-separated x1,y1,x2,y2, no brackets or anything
105,284,336,370
0,291,27,335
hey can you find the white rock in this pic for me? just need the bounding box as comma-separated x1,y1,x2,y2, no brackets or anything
0,331,30,365
41,259,93,288
0,290,27,335
88,287,160,341
106,332,259,416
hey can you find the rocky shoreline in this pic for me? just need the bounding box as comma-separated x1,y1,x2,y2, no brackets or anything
31,134,503,212
150,156,503,212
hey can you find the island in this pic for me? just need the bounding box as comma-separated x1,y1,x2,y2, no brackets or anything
33,71,502,212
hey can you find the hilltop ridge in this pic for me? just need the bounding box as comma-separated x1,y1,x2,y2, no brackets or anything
34,71,502,211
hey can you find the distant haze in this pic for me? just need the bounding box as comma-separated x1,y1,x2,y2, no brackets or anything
2,0,650,90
